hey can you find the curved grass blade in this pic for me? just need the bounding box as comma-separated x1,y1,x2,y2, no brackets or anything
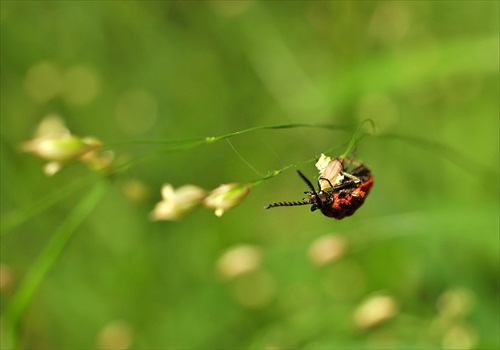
3,181,108,349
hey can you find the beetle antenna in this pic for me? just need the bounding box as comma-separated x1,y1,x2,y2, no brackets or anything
265,200,310,209
297,170,322,208
297,170,316,193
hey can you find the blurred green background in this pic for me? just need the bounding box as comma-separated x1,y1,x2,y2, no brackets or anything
1,1,499,349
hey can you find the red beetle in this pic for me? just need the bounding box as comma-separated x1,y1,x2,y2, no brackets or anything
265,158,374,219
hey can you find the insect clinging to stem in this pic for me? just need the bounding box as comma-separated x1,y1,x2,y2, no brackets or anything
265,157,374,219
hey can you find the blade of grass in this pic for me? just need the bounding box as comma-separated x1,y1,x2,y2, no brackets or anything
340,119,376,159
107,123,352,148
3,181,108,349
1,175,98,236
109,123,354,175
379,133,500,190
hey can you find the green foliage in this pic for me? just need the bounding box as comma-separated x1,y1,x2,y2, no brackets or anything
1,1,498,349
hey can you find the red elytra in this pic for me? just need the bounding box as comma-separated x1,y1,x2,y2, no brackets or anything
265,158,374,220
319,175,374,219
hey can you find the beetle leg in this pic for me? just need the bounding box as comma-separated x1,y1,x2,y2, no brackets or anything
343,171,362,184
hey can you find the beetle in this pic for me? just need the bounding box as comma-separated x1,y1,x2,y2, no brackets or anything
265,158,374,219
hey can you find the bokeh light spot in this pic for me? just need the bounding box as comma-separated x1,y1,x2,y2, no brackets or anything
24,61,62,103
437,287,475,319
115,90,158,137
0,263,13,292
97,320,133,350
62,65,101,106
209,0,254,16
442,324,477,350
122,179,150,203
231,270,276,308
216,244,262,280
308,234,348,266
369,2,411,45
353,294,399,329
324,260,367,303
357,94,399,134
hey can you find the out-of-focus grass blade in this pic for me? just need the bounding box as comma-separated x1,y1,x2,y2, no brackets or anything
2,181,108,349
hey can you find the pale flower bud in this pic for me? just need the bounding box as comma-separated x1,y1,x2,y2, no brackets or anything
151,184,207,221
203,183,251,217
22,115,111,175
22,134,98,162
79,137,114,171
33,114,68,138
